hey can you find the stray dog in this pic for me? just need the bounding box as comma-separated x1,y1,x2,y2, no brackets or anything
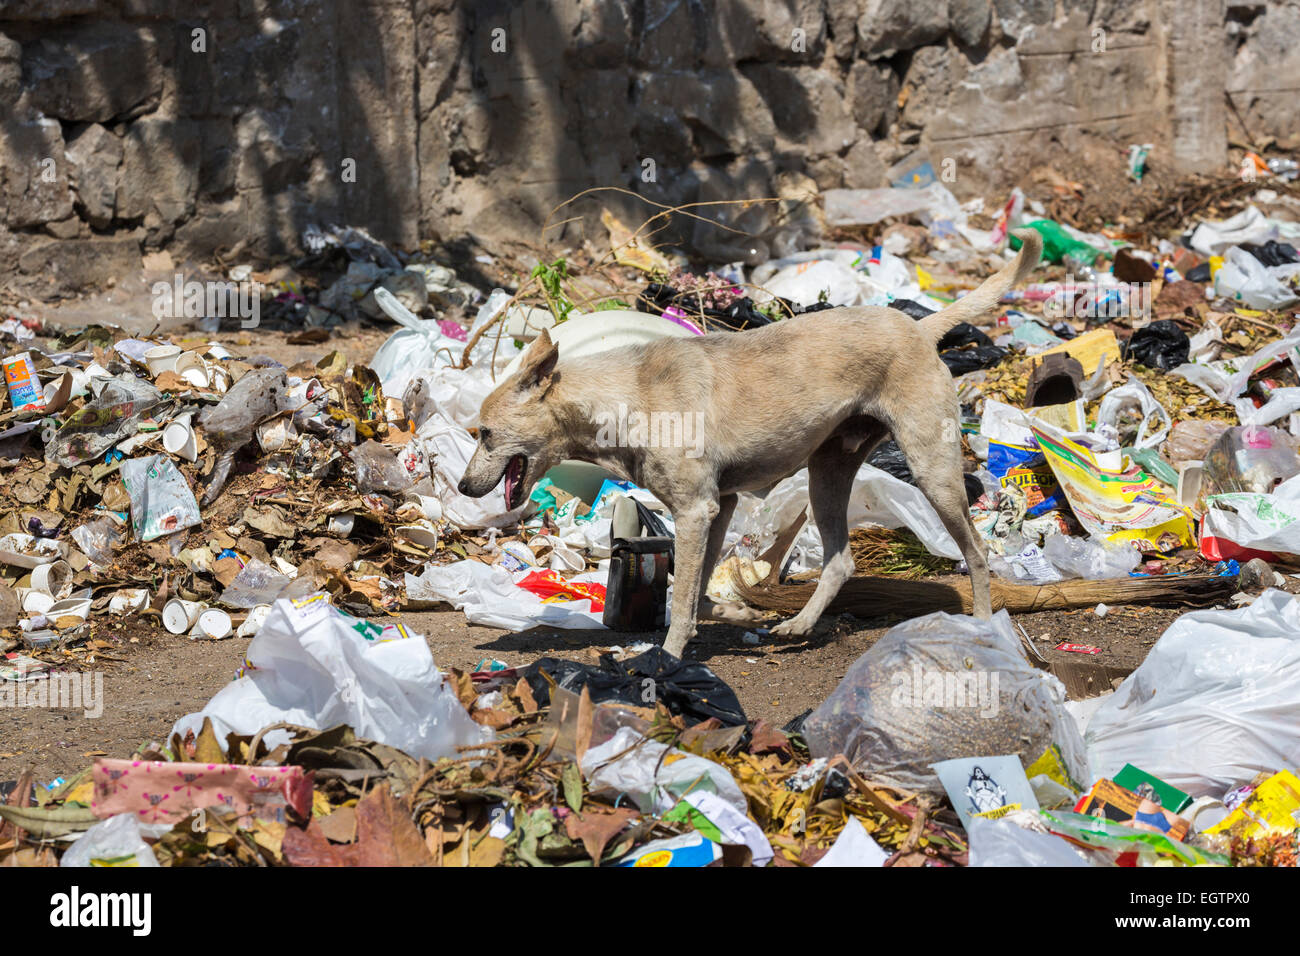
459,229,1043,656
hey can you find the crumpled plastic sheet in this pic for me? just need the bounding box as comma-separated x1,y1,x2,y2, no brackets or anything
1086,589,1300,796
730,463,961,573
968,813,1097,867
413,362,528,530
171,593,489,761
580,725,748,817
406,560,608,630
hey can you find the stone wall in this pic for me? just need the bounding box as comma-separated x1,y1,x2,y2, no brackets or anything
1,0,1296,291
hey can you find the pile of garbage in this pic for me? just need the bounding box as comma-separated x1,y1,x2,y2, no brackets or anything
4,150,1300,865
3,590,1298,867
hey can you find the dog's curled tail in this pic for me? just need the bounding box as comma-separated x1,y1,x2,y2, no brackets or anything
916,227,1043,343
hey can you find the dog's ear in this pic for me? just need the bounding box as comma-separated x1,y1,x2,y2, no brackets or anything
516,328,559,393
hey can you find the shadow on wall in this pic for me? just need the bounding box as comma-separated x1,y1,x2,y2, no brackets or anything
1,0,423,271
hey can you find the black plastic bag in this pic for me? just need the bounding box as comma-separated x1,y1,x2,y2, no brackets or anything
521,646,747,727
1241,241,1300,268
936,322,992,350
939,344,1007,375
867,439,984,505
1122,319,1190,370
890,298,937,320
635,283,776,331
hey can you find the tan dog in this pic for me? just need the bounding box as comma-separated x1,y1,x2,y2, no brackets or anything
459,229,1043,656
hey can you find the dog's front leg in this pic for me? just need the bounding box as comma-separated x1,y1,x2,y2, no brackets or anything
661,498,718,658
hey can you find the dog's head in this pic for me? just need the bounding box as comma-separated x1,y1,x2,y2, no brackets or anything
457,329,563,509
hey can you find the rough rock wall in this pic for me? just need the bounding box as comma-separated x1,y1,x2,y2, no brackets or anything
0,0,1295,291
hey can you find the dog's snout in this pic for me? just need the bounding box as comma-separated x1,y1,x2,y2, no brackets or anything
457,477,471,496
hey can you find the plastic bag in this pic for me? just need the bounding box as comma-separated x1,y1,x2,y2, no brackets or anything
729,463,961,573
70,518,122,569
46,375,169,468
580,725,747,816
118,455,202,542
521,646,746,727
1122,320,1189,370
370,287,498,397
1086,589,1300,796
351,439,414,494
60,813,162,868
1200,471,1300,559
1202,425,1300,496
170,593,490,760
1213,245,1300,310
761,258,872,308
219,557,294,608
1165,419,1231,465
197,367,290,447
1095,375,1170,450
405,559,607,629
1042,533,1139,580
1190,206,1276,257
968,813,1096,867
802,610,1086,793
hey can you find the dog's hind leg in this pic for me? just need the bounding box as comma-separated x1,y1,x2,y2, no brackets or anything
886,397,993,619
770,442,870,637
662,496,720,658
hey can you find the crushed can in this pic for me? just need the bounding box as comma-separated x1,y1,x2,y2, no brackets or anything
603,495,673,631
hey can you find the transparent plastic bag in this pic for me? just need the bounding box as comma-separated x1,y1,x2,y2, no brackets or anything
118,454,202,542
803,610,1086,793
1165,419,1231,465
968,813,1097,867
1042,534,1140,580
351,439,414,494
1202,425,1300,496
218,558,293,608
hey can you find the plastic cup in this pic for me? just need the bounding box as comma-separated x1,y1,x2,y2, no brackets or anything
174,351,210,387
30,559,71,597
144,344,182,377
191,608,232,639
163,414,198,462
163,598,205,635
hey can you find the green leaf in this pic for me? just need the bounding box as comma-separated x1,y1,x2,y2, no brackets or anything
561,762,583,813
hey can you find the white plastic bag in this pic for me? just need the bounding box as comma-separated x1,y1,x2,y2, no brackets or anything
1213,246,1300,310
371,287,524,398
119,455,202,542
803,610,1086,793
1095,375,1170,450
1086,589,1300,796
405,559,607,630
60,813,162,868
580,725,748,816
730,463,961,574
968,813,1095,867
170,593,490,760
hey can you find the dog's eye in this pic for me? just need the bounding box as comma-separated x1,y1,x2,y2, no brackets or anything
479,428,492,445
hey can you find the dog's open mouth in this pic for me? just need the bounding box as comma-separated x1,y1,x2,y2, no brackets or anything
503,454,528,510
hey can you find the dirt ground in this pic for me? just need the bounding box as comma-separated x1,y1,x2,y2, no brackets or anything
0,597,1210,784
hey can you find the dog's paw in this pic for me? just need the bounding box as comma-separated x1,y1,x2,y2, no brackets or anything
770,616,814,637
